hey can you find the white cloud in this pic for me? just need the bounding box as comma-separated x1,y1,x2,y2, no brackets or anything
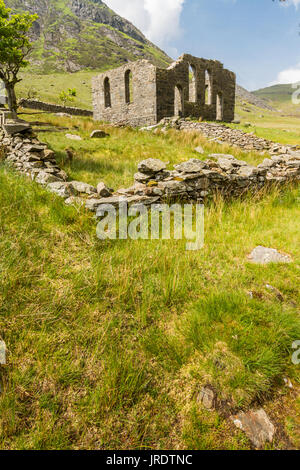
104,0,185,55
280,0,300,8
271,63,300,84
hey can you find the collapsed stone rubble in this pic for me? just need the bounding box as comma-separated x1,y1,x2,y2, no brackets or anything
1,125,300,215
143,117,297,155
88,152,300,214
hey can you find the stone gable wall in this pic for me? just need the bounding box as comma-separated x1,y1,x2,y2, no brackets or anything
92,60,158,127
156,55,236,123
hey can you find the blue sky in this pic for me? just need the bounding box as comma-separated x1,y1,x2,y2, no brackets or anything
105,0,300,90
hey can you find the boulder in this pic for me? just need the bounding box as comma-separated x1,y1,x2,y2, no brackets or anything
0,340,6,365
85,198,105,212
237,166,258,178
258,158,274,169
194,145,205,154
231,409,275,449
134,172,152,183
174,159,206,173
138,158,166,174
90,130,109,139
97,182,114,197
217,157,234,171
65,134,82,141
248,246,292,264
47,182,77,199
198,386,217,410
70,181,97,195
35,171,63,185
43,149,56,160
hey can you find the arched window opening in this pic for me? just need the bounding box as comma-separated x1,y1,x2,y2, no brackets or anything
189,64,197,102
205,70,212,105
174,84,184,117
216,93,223,121
104,77,111,108
125,70,133,104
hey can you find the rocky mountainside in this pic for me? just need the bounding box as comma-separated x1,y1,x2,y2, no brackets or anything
6,0,171,73
236,85,277,112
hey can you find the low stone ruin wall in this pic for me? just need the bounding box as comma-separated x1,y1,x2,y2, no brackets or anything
0,127,69,184
1,124,299,217
147,118,298,155
18,99,93,117
179,121,293,153
85,153,300,214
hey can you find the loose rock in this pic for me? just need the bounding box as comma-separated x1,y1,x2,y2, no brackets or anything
138,158,166,174
97,182,114,197
198,386,217,410
0,341,6,365
90,130,109,139
71,181,97,195
65,134,82,141
231,409,275,449
248,246,292,265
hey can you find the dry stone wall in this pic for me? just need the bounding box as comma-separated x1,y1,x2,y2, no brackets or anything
1,120,299,216
87,152,300,214
152,118,297,155
19,99,93,117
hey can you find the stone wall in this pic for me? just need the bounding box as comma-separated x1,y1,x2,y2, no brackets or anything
92,54,236,127
156,55,236,123
178,120,297,154
87,153,300,213
1,119,299,216
92,60,158,127
19,99,93,117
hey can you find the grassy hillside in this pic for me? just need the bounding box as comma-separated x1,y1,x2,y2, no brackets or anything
6,0,171,73
17,70,97,110
253,84,295,104
0,111,299,450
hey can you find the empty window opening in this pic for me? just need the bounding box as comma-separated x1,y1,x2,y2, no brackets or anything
104,77,111,108
205,70,212,105
189,64,197,102
125,70,133,104
216,93,223,121
174,84,184,117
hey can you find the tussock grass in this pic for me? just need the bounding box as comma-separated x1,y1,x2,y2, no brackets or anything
0,158,299,449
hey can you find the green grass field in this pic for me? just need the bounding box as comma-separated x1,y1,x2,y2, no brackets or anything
253,84,295,104
0,108,299,450
16,70,98,110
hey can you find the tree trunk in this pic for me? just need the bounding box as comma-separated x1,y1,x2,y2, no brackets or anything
6,83,18,119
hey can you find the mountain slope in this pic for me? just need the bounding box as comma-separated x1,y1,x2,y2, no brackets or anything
6,0,171,73
236,85,277,112
253,84,295,104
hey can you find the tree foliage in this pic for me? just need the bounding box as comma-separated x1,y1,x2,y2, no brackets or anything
0,0,37,116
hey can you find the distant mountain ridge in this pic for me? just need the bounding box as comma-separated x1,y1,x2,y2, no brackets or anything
5,0,171,73
236,85,277,111
253,84,295,104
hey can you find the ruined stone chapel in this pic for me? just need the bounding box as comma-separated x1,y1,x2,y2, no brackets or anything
92,54,236,127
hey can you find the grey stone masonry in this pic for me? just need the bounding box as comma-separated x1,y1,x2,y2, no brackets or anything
1,115,298,215
92,54,236,127
19,99,93,117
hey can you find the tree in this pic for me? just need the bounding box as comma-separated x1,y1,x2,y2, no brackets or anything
59,88,77,106
0,1,37,118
